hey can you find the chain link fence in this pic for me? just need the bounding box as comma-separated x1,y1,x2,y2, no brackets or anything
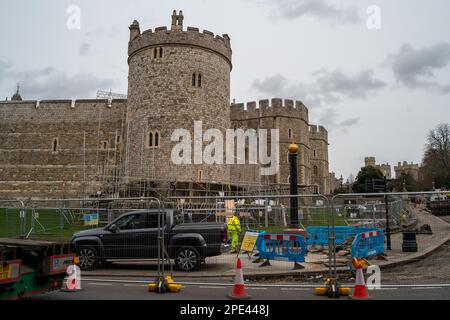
1,191,450,290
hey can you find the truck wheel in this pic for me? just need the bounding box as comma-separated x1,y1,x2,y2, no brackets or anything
77,246,99,270
175,247,200,271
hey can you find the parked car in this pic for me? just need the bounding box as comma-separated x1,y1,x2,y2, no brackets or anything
71,209,228,271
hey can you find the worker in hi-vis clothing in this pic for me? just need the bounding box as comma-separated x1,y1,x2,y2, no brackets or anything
227,211,241,253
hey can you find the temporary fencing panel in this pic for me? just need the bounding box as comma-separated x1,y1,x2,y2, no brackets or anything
306,226,376,246
256,233,307,262
350,228,385,260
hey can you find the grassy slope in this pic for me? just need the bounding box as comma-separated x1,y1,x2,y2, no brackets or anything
0,208,97,241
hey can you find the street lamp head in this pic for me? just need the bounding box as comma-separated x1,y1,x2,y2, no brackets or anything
288,142,299,154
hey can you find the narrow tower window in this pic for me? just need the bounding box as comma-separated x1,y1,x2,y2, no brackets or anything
147,130,160,148
288,128,292,140
313,165,318,176
154,131,159,147
148,131,153,147
52,138,58,152
159,47,163,58
198,170,203,182
154,48,158,59
192,73,196,87
197,74,202,87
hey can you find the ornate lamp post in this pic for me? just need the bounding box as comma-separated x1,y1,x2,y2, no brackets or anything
288,142,299,228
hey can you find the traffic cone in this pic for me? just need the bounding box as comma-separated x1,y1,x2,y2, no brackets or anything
351,266,369,299
228,258,250,300
61,256,83,292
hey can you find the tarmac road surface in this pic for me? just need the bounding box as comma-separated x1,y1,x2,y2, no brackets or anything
25,280,450,300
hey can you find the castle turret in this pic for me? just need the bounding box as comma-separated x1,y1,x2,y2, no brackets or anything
171,10,183,31
364,156,376,167
128,20,140,42
125,11,232,184
11,84,22,101
309,125,329,194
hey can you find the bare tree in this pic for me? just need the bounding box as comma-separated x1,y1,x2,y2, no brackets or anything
348,173,355,184
426,123,450,170
420,123,450,189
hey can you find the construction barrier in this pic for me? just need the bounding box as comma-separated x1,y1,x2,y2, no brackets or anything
350,229,385,260
306,226,376,246
429,201,450,216
256,233,307,263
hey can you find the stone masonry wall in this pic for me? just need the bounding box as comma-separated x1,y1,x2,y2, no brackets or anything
125,24,231,185
309,125,330,194
230,98,312,188
0,99,127,200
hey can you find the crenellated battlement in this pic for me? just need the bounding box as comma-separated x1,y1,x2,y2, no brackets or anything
395,161,419,169
230,98,309,122
128,11,232,67
309,124,328,142
0,99,127,109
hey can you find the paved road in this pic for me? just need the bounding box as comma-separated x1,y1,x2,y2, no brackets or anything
27,280,450,300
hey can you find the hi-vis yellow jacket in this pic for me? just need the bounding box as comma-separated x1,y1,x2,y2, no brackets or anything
227,215,241,233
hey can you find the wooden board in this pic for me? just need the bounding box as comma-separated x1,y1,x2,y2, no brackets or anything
0,238,59,247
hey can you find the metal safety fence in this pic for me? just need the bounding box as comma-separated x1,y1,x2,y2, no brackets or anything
1,190,450,296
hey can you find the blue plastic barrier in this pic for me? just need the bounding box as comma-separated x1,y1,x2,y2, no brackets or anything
256,233,307,263
351,228,385,259
306,226,376,246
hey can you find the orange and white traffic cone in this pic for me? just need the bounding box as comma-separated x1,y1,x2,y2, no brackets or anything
351,258,369,299
228,258,250,300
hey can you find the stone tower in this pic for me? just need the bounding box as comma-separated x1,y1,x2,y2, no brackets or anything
125,10,232,185
364,156,376,167
309,125,329,194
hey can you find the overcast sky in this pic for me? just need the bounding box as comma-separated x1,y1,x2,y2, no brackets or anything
1,0,449,181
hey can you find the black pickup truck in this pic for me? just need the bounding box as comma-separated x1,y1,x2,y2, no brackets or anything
71,209,228,271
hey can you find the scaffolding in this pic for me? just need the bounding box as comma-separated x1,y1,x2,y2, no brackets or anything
71,102,320,204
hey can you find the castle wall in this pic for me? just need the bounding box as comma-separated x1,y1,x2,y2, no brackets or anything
0,100,127,199
230,99,313,188
0,12,334,200
394,161,419,180
309,125,330,194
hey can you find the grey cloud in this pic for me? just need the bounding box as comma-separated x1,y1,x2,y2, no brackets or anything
313,69,386,99
340,117,359,127
251,74,289,95
0,59,113,100
259,0,361,24
250,68,386,107
389,42,450,93
250,75,328,107
318,107,338,127
79,42,90,56
0,60,13,78
441,85,450,94
84,29,104,37
316,108,359,134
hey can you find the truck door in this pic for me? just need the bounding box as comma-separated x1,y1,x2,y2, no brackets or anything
102,213,148,259
134,212,163,258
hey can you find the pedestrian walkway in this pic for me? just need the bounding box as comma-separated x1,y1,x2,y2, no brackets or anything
83,209,450,279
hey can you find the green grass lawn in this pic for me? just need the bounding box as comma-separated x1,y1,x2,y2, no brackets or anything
0,208,99,242
1,206,350,241
245,207,349,233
